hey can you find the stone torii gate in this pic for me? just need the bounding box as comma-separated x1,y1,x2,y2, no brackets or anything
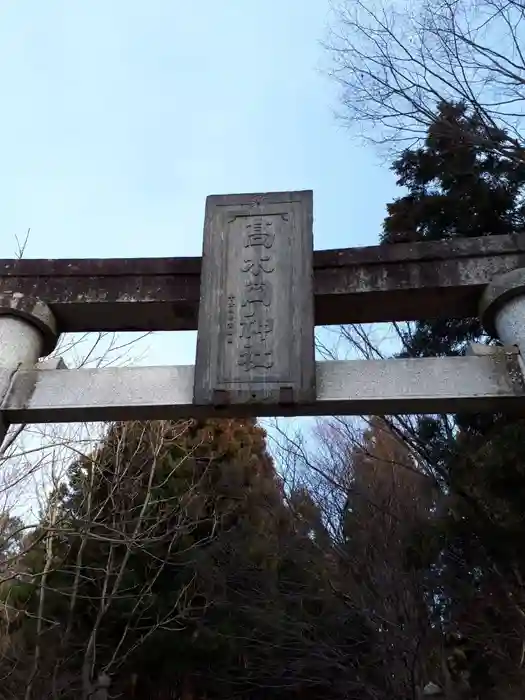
1,189,525,444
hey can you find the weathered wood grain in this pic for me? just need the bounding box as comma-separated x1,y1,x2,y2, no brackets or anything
194,191,315,405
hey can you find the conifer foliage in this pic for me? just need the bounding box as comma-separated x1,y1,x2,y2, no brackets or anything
382,101,525,697
384,101,525,359
0,418,377,700
3,100,525,700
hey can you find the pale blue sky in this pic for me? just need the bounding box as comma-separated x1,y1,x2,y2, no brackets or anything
0,0,398,366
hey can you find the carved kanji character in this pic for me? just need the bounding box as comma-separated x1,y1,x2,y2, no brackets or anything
240,318,274,342
238,344,273,371
241,281,272,317
241,254,274,275
244,219,274,248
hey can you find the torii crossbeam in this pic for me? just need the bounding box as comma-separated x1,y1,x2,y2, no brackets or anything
1,190,525,443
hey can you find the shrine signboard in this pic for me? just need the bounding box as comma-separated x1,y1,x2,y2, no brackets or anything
193,190,315,406
3,189,525,442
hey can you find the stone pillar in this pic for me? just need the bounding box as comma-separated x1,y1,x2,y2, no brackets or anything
0,294,58,445
480,268,525,354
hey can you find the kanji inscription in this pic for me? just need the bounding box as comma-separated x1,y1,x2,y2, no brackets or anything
194,191,315,405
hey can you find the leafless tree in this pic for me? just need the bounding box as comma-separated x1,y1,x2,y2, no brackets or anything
0,227,152,584
0,232,162,697
273,406,440,699
0,419,221,699
326,0,525,160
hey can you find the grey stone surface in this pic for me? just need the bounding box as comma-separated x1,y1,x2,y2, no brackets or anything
4,355,525,425
194,191,315,405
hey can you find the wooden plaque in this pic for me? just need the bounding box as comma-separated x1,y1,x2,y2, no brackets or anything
194,190,315,406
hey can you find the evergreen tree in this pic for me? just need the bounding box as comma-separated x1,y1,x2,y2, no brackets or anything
382,101,525,696
3,418,376,700
383,100,525,358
